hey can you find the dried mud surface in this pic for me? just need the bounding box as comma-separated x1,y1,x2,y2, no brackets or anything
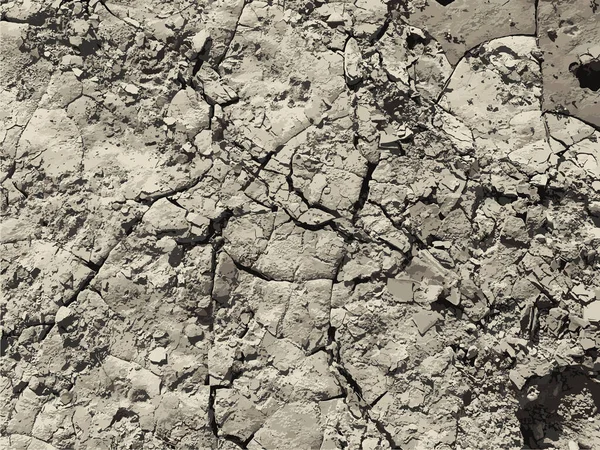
1,0,600,449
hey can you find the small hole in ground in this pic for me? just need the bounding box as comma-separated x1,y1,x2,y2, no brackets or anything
435,0,456,5
406,32,426,50
516,367,600,449
570,60,600,91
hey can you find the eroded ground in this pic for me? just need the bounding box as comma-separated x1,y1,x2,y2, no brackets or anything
1,0,599,449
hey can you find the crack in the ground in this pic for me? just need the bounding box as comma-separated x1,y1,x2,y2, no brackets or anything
214,0,249,73
327,326,403,450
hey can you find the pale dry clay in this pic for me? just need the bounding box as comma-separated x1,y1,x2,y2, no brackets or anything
0,0,599,449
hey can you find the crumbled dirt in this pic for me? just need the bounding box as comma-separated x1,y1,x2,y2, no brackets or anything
1,1,599,449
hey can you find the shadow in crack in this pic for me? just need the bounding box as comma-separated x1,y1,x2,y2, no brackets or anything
570,60,600,91
516,367,600,449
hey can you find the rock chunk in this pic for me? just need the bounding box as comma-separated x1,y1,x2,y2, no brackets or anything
583,301,600,323
344,37,363,85
148,347,168,365
55,306,76,329
412,310,440,335
167,87,211,136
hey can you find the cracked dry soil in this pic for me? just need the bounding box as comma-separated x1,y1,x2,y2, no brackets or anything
1,0,600,449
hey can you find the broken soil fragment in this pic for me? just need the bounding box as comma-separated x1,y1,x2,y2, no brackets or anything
412,310,440,335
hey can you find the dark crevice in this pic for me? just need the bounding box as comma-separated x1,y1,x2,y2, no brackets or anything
110,408,138,426
166,197,185,209
2,7,48,25
570,59,600,92
221,432,255,449
352,160,378,223
208,209,234,239
406,31,426,50
63,265,100,307
371,18,390,43
328,219,406,257
179,209,234,250
208,386,219,439
191,39,212,77
227,153,339,234
32,237,119,344
285,151,342,220
370,199,405,230
176,72,188,90
437,33,537,103
290,215,336,232
2,160,29,199
5,186,202,353
517,366,600,449
369,390,389,408
214,0,248,72
0,15,44,26
136,172,210,204
534,0,540,37
328,327,364,398
542,109,600,133
83,259,101,272
227,255,272,282
327,326,403,450
3,158,17,179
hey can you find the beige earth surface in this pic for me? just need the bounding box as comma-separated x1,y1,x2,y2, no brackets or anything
1,0,599,449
